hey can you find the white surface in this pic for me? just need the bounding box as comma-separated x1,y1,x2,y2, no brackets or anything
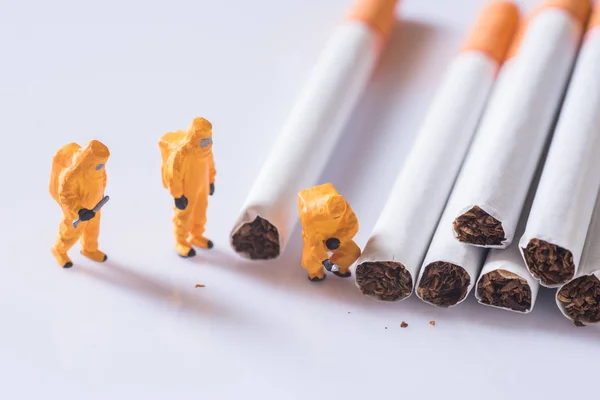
450,8,582,249
0,0,599,399
357,51,497,299
520,26,600,285
230,20,380,257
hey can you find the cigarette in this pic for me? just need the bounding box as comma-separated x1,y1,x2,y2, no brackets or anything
556,190,600,325
520,1,600,288
415,195,488,308
451,0,589,249
229,0,398,260
354,1,520,301
414,8,532,308
475,157,543,314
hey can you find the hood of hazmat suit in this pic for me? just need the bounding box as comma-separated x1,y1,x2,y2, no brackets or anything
159,117,215,196
298,183,359,242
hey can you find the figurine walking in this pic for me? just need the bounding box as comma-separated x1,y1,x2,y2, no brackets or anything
159,117,216,257
49,140,111,268
298,183,361,281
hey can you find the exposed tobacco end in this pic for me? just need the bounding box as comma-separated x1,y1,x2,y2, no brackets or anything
417,261,470,307
557,274,600,324
523,238,574,285
476,269,531,312
453,206,506,246
231,216,280,260
355,261,413,301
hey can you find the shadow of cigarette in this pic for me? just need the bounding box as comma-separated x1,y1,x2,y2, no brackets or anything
398,286,600,338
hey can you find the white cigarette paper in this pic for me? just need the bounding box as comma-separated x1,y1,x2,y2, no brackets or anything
415,187,488,308
450,5,585,250
414,10,524,308
355,1,520,301
476,162,542,314
556,189,600,326
520,22,600,288
230,0,397,260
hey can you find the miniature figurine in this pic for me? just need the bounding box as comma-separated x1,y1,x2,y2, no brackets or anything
159,117,216,257
298,183,361,281
49,140,111,268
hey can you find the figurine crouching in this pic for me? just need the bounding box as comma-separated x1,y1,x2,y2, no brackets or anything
298,183,361,281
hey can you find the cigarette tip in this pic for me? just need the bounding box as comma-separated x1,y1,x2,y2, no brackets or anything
461,0,521,64
347,0,400,40
533,0,591,27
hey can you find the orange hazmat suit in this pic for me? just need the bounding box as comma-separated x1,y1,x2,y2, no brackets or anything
49,140,110,268
298,183,361,281
159,117,216,257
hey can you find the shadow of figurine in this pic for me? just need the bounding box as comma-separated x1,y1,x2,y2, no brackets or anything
74,259,237,321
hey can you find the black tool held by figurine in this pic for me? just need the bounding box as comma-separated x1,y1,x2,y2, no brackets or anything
72,195,110,228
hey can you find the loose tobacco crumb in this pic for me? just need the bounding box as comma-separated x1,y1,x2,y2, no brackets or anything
194,284,206,288
429,320,435,326
400,321,408,328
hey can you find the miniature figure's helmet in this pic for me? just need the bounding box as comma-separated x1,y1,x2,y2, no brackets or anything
325,195,347,220
78,140,110,172
187,117,213,149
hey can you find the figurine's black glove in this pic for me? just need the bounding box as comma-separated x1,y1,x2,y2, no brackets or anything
325,238,340,250
174,195,188,210
210,183,215,196
78,208,96,221
322,259,335,272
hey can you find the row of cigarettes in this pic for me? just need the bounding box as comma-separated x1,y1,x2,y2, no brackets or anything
228,0,600,326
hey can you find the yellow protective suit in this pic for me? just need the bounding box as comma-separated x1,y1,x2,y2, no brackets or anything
298,183,361,281
159,117,216,257
50,140,110,268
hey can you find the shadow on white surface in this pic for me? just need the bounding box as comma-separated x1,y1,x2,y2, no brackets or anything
198,244,600,342
73,260,236,320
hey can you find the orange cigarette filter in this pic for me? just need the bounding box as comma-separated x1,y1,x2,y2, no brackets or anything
461,1,521,65
347,0,399,40
508,0,591,59
532,0,591,26
586,0,600,31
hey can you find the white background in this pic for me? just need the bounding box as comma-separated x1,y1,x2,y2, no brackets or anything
1,0,598,398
